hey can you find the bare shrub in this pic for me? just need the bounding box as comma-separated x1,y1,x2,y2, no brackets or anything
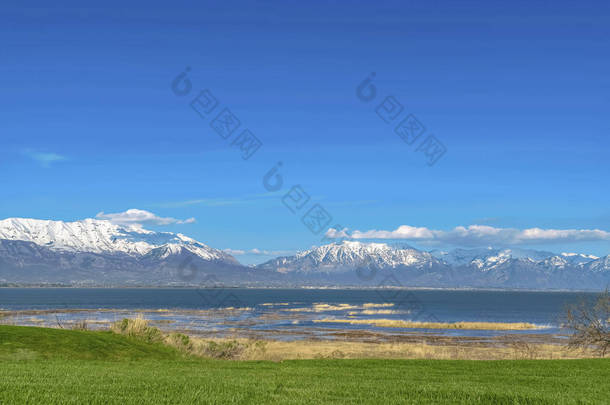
564,290,610,357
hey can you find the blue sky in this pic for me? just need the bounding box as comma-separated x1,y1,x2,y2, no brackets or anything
1,0,609,264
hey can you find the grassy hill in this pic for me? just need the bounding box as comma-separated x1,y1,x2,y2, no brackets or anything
0,325,609,404
0,324,180,361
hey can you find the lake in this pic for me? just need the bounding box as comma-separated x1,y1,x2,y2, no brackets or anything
0,288,599,340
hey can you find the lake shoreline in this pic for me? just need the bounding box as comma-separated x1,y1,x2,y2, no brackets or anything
0,285,604,292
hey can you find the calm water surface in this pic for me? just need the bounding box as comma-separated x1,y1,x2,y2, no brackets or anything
0,288,598,339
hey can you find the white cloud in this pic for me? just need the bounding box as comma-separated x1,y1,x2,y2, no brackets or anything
325,224,610,246
23,150,66,168
95,209,195,227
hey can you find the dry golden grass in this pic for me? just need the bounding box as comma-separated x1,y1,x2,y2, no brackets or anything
110,315,149,335
110,315,164,343
104,316,603,361
314,318,545,330
186,337,601,361
284,303,398,313
363,303,395,308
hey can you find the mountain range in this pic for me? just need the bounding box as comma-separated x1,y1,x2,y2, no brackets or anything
0,217,609,290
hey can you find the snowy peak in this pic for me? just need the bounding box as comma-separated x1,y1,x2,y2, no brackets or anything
560,252,600,265
0,217,234,263
432,247,555,267
1,217,608,288
584,255,610,273
258,241,439,273
258,241,606,276
299,241,434,267
0,217,151,255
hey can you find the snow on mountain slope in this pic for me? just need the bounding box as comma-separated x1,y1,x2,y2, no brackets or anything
0,217,607,288
560,252,600,265
257,241,440,273
259,242,603,275
0,217,234,262
584,255,610,273
254,241,609,289
431,247,555,267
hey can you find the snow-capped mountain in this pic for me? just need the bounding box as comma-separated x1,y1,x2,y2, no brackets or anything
584,255,610,273
257,241,441,274
256,241,610,289
1,218,608,289
0,217,248,285
560,252,600,265
431,247,555,267
0,217,233,262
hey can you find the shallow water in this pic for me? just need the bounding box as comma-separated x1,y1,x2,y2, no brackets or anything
0,288,598,340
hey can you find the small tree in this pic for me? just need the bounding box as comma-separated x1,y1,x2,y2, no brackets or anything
565,290,610,356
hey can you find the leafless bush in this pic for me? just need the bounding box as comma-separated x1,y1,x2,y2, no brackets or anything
564,290,610,357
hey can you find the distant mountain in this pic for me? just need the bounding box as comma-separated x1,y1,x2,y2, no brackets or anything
0,218,608,289
0,218,257,286
257,241,441,274
0,217,233,260
584,255,610,273
430,247,556,266
256,241,610,290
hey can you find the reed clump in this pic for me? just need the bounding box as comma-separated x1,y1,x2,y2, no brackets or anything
111,316,163,343
110,317,267,360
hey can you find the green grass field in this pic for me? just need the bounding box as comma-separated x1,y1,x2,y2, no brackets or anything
0,325,608,404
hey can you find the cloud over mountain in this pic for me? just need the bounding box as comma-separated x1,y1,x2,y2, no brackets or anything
326,225,610,246
95,209,195,227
